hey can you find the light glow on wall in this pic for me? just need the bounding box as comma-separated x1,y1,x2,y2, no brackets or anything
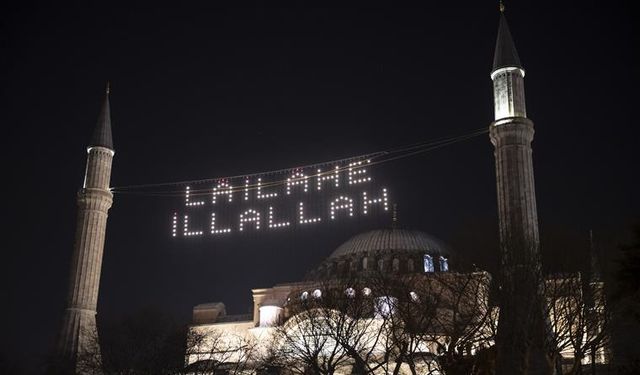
259,305,282,327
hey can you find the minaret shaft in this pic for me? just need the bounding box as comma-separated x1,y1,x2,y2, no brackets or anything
57,91,114,373
491,120,539,268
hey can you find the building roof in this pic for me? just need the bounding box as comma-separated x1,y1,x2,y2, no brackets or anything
492,12,522,72
329,229,450,259
89,88,114,150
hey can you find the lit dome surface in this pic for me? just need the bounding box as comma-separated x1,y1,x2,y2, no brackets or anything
329,229,450,259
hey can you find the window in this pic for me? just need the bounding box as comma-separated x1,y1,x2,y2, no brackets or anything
423,254,434,273
409,291,419,302
301,291,309,300
345,287,356,298
439,256,449,272
312,289,322,299
375,296,397,319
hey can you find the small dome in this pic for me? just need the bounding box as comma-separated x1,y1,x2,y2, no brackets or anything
329,229,450,259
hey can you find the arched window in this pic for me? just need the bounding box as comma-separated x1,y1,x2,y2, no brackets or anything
439,256,449,272
408,259,414,272
362,257,368,270
375,296,397,319
392,258,400,272
409,291,419,302
378,259,385,271
423,254,434,273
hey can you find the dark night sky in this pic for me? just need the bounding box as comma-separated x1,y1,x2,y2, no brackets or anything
1,0,637,369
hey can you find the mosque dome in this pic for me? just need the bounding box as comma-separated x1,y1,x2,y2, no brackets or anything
307,229,452,280
329,229,450,260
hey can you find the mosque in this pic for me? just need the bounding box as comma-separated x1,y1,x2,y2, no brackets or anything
185,228,607,374
56,5,609,375
186,228,492,374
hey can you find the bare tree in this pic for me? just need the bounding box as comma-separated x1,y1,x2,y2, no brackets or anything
378,271,496,375
543,273,609,375
58,309,192,375
185,327,259,375
272,277,394,375
270,271,496,375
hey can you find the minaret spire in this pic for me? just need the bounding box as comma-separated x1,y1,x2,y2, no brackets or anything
89,82,114,150
493,5,522,72
57,86,116,373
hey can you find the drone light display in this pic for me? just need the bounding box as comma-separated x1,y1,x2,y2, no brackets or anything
171,159,391,237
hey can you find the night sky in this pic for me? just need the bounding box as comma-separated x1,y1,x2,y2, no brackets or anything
1,0,637,370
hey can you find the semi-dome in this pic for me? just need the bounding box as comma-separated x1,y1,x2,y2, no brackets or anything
330,229,450,260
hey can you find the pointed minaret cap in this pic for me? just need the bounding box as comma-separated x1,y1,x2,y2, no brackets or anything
492,4,523,72
89,82,114,150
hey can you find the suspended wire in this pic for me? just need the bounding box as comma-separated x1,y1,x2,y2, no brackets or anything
111,127,489,197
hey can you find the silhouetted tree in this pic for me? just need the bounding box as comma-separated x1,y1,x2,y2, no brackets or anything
543,273,609,374
610,224,640,374
185,326,259,375
270,271,496,375
66,308,190,375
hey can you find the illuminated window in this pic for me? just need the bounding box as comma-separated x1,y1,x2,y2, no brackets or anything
375,296,396,318
409,291,419,302
301,291,309,300
362,287,372,297
312,289,322,299
345,288,356,298
423,254,434,273
439,256,449,272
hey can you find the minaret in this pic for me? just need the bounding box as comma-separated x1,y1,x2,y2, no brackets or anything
57,85,114,373
489,5,549,374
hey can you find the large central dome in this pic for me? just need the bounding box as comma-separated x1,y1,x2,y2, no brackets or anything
306,229,453,279
329,229,450,259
